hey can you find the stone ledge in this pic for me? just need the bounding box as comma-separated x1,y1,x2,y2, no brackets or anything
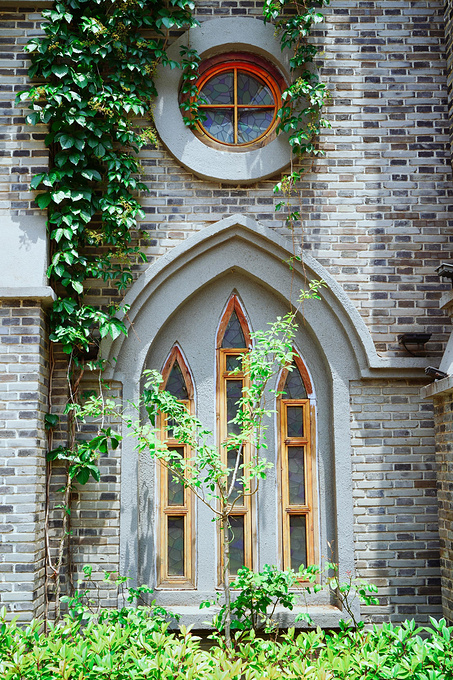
0,287,55,306
166,604,347,630
421,375,453,399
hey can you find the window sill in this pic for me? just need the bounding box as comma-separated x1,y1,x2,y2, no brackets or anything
165,604,349,630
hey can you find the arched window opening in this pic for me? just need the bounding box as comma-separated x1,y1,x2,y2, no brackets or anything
278,352,316,577
188,52,285,150
158,347,195,588
217,295,253,579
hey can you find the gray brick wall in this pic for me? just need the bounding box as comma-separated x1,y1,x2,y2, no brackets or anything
351,379,442,624
3,1,452,356
431,387,453,623
0,300,47,620
120,0,453,357
0,5,49,222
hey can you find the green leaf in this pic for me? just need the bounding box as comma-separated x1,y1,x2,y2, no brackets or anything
52,64,69,78
45,413,59,430
75,468,90,485
69,152,82,165
160,16,175,28
81,169,102,181
36,192,52,209
59,134,74,149
30,173,46,189
71,280,83,294
52,190,67,204
90,466,100,483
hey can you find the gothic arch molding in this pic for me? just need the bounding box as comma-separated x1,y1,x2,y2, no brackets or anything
102,213,391,385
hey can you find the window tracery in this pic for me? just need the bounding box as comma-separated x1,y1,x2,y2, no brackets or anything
156,308,317,589
187,53,284,151
158,347,195,588
217,295,253,579
278,353,316,576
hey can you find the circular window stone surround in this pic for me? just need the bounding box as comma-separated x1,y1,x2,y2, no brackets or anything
153,17,293,184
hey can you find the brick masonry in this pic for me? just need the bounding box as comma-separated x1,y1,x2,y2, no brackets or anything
0,300,47,620
351,379,442,623
430,387,453,623
1,0,453,623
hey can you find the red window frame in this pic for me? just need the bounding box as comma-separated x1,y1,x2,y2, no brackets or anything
189,52,285,150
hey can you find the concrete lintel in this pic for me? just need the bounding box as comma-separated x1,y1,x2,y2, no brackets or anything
361,358,433,380
421,375,453,399
0,286,55,306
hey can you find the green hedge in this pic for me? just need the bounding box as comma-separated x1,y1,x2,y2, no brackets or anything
1,608,452,680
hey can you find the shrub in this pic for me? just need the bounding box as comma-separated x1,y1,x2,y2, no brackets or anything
1,610,452,680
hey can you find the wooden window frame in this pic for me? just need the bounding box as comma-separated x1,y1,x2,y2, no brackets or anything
216,295,255,583
278,352,318,579
157,346,195,589
189,52,285,152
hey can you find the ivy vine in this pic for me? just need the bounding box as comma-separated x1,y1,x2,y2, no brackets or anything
18,0,199,355
264,0,330,158
18,0,202,620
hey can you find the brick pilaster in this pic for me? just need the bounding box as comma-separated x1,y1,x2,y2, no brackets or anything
0,300,47,620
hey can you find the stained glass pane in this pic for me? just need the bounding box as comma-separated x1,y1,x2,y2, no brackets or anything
287,405,304,438
288,447,305,505
237,109,274,144
227,380,243,435
229,515,245,575
167,516,184,576
290,515,307,571
166,362,188,400
200,72,234,105
222,311,246,348
237,72,274,106
227,448,244,502
167,447,184,506
226,354,242,372
284,365,307,399
203,109,234,144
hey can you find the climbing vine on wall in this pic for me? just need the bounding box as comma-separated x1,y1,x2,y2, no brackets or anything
264,0,330,157
18,0,200,356
18,0,330,355
264,0,331,269
18,0,202,619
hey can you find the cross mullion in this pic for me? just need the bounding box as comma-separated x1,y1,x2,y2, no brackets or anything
234,67,238,145
198,105,274,109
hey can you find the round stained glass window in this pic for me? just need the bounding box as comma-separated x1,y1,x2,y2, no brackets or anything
191,54,284,149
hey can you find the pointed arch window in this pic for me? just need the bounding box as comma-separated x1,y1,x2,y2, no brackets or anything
217,295,253,579
278,353,316,576
158,347,195,588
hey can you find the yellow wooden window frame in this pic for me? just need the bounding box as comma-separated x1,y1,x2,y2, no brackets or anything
157,347,195,589
278,354,317,578
217,295,254,583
